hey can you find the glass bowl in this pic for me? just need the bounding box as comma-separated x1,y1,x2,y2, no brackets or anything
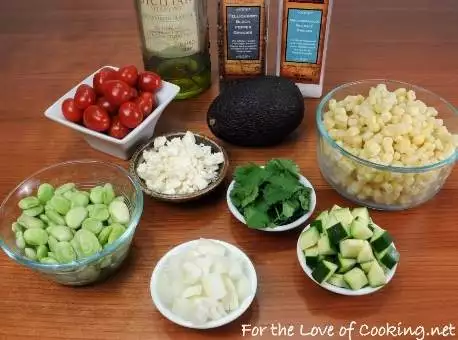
0,160,143,285
316,80,457,210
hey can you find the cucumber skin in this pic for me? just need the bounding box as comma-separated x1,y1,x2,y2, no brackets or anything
310,220,323,233
327,223,349,246
371,231,393,253
312,260,337,283
378,246,399,270
305,255,319,269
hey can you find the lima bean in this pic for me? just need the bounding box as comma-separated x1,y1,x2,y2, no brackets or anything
50,196,71,215
47,235,59,253
74,229,102,257
18,196,40,210
15,231,26,249
82,218,103,235
98,226,113,245
54,241,77,263
90,186,105,204
99,255,112,269
103,183,115,205
24,247,37,260
46,210,66,225
89,204,109,221
77,265,100,281
39,214,50,223
70,238,83,259
37,183,55,203
65,207,88,229
70,192,89,208
23,205,44,217
36,244,49,259
23,228,48,246
49,225,73,242
63,190,75,200
40,257,58,264
18,215,45,229
12,222,23,233
47,251,55,259
55,183,75,196
108,201,130,224
107,223,126,245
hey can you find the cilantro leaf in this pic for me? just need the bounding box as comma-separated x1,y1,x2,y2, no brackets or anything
265,159,299,177
244,201,270,229
263,183,292,205
282,201,296,218
234,164,266,188
266,172,299,193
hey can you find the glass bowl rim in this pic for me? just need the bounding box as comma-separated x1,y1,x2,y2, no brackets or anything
316,79,458,173
0,159,144,271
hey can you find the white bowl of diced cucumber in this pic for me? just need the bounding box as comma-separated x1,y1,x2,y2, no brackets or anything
297,205,399,296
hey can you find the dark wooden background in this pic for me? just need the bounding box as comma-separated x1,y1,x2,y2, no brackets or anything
0,1,457,339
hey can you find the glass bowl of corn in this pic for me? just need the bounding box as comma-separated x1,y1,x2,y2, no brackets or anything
316,80,458,210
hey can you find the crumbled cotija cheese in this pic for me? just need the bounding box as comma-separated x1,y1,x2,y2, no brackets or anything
136,131,224,195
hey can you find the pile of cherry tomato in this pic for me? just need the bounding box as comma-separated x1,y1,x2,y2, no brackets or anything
61,65,162,139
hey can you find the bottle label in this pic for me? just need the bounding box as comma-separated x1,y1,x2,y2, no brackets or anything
280,0,330,84
218,0,266,80
138,0,200,58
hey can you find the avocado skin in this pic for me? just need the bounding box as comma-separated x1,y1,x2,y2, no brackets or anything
207,76,304,147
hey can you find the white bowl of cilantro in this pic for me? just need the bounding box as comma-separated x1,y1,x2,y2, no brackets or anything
296,205,399,296
226,159,316,232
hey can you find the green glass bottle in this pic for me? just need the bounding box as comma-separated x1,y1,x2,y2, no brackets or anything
135,0,212,100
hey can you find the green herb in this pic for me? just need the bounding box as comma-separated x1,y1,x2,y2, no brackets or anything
230,159,312,229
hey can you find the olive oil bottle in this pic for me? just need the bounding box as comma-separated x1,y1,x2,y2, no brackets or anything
134,0,212,100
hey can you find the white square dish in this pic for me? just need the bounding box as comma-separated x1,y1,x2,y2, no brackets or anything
44,65,180,160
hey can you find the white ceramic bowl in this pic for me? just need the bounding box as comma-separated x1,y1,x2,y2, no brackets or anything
226,174,316,232
44,65,180,160
296,224,398,296
150,239,257,329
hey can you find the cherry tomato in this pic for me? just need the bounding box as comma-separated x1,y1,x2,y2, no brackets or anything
62,98,83,123
118,102,143,129
137,71,162,93
135,92,156,117
96,97,117,115
74,84,96,110
93,67,117,95
109,116,131,139
83,105,111,132
130,87,138,99
102,80,132,106
117,65,138,87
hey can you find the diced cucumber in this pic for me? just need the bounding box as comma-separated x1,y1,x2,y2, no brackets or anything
304,246,319,269
370,229,393,253
299,226,320,250
310,219,323,234
323,255,339,267
357,241,375,263
331,208,354,226
377,245,400,270
325,214,339,230
312,260,338,283
360,260,375,273
327,274,350,288
367,261,386,287
350,218,373,240
343,267,368,290
331,205,342,211
315,210,329,227
338,254,357,273
339,239,365,258
351,207,370,222
318,234,337,256
327,223,349,246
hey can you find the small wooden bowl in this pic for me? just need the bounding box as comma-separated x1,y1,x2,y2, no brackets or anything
129,132,229,203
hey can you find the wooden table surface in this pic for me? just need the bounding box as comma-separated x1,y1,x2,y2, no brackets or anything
1,1,457,339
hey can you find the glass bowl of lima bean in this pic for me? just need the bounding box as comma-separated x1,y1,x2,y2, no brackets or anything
0,160,143,285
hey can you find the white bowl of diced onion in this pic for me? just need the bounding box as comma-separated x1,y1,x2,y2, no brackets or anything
317,80,458,210
150,239,257,329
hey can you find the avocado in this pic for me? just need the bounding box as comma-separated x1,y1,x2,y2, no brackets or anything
207,76,304,147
